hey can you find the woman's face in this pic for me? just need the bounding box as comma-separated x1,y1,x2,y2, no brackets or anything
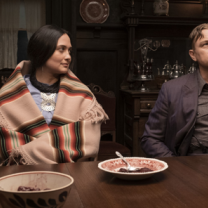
43,33,72,76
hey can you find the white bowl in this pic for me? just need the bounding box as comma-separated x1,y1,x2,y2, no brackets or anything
98,157,168,180
0,171,74,208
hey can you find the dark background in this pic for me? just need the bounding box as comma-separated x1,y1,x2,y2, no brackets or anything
3,0,208,145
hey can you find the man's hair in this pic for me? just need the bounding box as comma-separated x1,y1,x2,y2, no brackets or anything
189,23,208,49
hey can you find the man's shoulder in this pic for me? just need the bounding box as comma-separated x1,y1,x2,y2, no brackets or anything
163,73,195,89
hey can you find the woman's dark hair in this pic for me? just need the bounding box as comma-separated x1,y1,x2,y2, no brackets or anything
27,24,73,73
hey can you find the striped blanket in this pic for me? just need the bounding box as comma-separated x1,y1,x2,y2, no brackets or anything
0,61,108,165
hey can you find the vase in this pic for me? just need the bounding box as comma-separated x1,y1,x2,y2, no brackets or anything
153,0,169,16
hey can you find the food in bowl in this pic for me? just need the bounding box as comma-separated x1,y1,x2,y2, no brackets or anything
98,157,168,180
17,186,50,191
0,171,74,208
118,167,153,173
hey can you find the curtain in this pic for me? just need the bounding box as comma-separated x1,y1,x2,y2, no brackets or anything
0,0,45,70
0,0,20,69
24,0,46,41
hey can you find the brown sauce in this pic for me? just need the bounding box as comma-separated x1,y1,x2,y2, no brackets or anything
17,186,50,191
118,167,153,173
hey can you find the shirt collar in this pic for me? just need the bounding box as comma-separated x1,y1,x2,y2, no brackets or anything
197,69,207,96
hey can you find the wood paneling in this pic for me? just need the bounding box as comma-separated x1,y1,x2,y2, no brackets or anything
45,0,77,71
122,89,159,156
76,34,128,144
129,0,203,17
76,0,128,144
44,0,208,146
77,50,117,92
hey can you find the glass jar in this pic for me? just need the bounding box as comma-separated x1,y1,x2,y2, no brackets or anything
153,0,169,16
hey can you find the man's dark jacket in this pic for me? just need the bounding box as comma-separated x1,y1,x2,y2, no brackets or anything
141,70,198,157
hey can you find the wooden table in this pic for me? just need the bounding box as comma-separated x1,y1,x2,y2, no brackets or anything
1,155,208,208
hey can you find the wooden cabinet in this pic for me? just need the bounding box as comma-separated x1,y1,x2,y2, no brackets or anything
120,1,208,89
120,1,207,155
121,89,159,156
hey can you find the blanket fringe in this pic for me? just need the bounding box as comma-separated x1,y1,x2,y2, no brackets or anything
83,97,109,123
0,147,37,166
0,111,12,130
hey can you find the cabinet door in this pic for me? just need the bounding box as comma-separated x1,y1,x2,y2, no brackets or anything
140,100,156,114
124,115,147,156
122,91,159,156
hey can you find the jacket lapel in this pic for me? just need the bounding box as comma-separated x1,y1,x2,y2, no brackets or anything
182,71,198,123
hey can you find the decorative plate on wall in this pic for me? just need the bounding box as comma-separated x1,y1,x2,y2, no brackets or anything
80,0,110,24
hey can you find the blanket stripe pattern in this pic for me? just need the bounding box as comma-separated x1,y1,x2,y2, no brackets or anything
0,62,106,165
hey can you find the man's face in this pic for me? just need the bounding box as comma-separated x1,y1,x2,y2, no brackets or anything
189,29,208,71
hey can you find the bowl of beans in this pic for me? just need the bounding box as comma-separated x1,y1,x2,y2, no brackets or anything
0,171,74,208
98,157,168,180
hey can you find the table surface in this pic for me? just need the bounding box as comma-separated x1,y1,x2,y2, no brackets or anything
1,155,208,208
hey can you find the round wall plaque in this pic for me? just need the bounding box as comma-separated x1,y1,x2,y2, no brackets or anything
80,0,110,24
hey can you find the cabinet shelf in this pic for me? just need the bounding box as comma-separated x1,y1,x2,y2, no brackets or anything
77,23,125,29
121,14,208,26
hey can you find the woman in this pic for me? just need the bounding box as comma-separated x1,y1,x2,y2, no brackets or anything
0,25,108,166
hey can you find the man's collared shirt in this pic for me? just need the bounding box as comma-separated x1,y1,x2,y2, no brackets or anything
191,69,208,147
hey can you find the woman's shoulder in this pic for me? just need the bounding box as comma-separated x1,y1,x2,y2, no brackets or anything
63,70,94,98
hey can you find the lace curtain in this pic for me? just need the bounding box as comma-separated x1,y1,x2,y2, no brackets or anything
0,0,45,70
0,0,20,69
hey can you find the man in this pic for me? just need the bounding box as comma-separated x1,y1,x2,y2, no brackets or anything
141,23,208,157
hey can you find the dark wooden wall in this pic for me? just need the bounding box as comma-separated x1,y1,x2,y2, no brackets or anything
45,0,128,144
44,0,206,145
132,0,204,76
75,0,128,144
